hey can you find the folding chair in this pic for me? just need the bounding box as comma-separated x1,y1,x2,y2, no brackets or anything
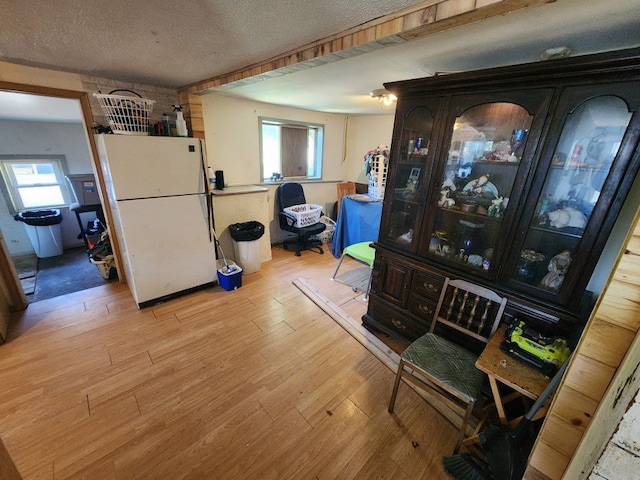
388,278,507,453
331,241,375,300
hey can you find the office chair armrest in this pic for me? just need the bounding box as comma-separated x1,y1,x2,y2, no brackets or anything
279,211,298,228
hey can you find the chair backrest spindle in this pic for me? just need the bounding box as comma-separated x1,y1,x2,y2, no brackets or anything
430,277,507,346
477,300,492,333
456,290,469,325
466,294,480,329
446,286,458,321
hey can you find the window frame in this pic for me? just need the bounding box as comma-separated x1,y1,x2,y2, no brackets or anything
0,155,73,213
259,117,324,182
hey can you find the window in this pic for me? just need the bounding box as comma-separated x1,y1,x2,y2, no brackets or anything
0,156,72,212
259,117,324,181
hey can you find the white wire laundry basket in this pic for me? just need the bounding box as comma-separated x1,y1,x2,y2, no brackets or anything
283,204,323,227
312,216,336,244
93,89,155,135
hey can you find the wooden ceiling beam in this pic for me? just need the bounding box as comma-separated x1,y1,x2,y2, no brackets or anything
178,0,556,96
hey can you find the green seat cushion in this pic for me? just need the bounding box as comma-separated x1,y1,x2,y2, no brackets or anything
343,241,375,267
401,333,485,402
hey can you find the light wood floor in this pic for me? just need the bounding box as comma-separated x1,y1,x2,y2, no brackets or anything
1,245,458,479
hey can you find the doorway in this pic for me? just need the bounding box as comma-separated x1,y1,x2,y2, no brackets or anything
0,83,117,305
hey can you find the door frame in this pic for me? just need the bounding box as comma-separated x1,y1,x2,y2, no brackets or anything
0,81,126,313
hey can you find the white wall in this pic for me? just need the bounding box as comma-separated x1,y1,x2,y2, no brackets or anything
201,94,395,243
345,114,394,185
202,94,349,185
587,170,640,299
0,120,96,256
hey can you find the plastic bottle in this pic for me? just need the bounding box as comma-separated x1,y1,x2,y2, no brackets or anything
207,167,216,188
173,105,188,137
161,113,171,136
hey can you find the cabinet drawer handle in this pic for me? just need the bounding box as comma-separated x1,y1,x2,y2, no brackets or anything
423,282,439,292
419,304,434,315
392,319,406,330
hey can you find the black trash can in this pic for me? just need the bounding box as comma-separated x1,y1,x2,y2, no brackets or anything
14,209,64,257
229,221,265,274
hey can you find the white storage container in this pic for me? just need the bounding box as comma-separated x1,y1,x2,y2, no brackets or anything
23,223,63,258
368,154,388,199
233,239,261,274
283,203,322,227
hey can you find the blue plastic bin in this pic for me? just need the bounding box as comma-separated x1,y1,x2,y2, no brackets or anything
216,260,242,291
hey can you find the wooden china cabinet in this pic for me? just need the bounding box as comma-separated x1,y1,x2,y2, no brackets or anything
363,48,640,345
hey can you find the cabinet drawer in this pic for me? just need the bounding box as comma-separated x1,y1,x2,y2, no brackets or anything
408,294,438,323
368,297,428,342
412,271,444,300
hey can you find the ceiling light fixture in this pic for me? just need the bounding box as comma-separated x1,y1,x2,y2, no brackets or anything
369,88,397,106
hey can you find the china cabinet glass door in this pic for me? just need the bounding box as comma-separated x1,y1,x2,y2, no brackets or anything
424,101,534,276
510,94,632,294
385,104,438,251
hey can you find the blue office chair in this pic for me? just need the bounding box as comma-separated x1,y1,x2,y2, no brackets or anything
276,182,326,256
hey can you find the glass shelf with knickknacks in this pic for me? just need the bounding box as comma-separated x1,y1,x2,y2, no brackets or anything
514,248,574,292
512,95,633,293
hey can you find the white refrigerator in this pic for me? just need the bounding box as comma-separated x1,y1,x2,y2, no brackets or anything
95,134,217,308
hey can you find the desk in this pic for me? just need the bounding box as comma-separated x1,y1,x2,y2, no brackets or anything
210,186,271,268
476,326,550,426
331,195,382,258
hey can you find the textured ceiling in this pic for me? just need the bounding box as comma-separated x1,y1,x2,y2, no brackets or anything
1,0,425,88
228,0,640,114
1,0,640,118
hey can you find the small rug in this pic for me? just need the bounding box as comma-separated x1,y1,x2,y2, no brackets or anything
333,265,371,295
32,247,112,302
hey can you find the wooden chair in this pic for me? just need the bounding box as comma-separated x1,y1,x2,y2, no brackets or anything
336,181,356,213
388,278,507,453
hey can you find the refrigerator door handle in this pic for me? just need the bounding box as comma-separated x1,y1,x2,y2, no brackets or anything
206,192,214,243
199,141,214,242
199,140,209,196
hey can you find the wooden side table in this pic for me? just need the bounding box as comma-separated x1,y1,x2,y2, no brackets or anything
476,325,551,426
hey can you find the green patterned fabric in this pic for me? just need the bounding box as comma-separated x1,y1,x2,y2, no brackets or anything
401,333,485,402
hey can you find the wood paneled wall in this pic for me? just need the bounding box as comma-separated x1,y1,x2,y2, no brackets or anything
176,91,204,139
524,208,640,479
